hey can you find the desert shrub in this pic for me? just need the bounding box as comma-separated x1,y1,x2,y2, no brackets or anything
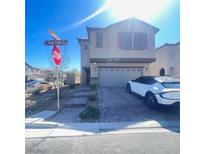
31,88,40,95
88,94,96,101
79,105,100,120
69,84,75,89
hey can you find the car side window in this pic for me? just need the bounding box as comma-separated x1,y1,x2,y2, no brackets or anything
134,77,157,85
135,77,146,84
144,78,157,85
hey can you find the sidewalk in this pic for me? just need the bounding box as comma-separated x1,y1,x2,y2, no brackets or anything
25,107,179,139
25,119,180,138
25,110,58,127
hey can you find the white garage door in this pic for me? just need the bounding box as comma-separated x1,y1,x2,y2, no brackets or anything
99,67,143,87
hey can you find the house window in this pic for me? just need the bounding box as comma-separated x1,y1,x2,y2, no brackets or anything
96,32,103,48
134,33,147,50
118,32,147,50
118,32,132,50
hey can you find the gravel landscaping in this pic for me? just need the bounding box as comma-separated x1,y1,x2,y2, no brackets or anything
25,85,78,117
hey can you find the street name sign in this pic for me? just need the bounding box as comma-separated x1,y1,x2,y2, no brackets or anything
44,40,68,46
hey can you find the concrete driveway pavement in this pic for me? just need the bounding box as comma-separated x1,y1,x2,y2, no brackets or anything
98,88,180,123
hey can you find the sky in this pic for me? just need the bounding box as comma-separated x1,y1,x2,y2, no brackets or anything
26,0,180,70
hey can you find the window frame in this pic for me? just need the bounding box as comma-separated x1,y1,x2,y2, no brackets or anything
118,32,132,50
133,32,148,50
118,32,148,50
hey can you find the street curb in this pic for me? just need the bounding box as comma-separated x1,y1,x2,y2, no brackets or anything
25,120,180,130
25,126,179,139
25,120,180,138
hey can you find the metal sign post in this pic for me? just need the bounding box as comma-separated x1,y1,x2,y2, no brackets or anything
44,30,68,111
52,45,61,111
56,66,60,110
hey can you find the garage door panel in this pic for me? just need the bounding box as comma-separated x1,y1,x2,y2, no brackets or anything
99,67,143,87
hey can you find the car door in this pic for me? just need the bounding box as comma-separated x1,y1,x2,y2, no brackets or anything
131,77,144,96
131,77,150,97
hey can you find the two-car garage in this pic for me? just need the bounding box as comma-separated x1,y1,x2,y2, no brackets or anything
98,67,143,87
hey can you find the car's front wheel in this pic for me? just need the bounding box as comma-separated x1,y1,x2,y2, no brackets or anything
127,83,131,93
145,92,159,109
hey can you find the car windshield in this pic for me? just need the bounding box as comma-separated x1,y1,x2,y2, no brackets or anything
154,76,180,88
155,76,179,82
161,81,180,88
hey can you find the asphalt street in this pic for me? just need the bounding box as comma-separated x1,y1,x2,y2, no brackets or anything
26,131,179,154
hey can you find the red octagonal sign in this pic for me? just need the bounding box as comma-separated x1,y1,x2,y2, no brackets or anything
52,45,61,66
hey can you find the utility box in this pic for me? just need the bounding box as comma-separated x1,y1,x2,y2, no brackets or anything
66,74,75,85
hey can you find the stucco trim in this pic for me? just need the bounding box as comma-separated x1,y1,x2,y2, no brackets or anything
90,58,156,63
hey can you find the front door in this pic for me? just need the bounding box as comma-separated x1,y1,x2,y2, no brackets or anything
86,68,90,84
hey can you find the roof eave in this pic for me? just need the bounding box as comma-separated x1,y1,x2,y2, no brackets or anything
77,38,89,44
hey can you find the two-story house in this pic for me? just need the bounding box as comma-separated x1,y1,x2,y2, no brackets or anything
78,18,159,87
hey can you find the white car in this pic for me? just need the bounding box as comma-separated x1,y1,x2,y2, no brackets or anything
127,76,180,109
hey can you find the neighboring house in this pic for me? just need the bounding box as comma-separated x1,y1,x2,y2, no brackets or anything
78,18,159,87
25,63,54,82
150,42,180,78
25,63,70,85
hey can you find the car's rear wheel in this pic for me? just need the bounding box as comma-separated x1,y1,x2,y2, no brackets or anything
127,83,131,93
145,92,159,109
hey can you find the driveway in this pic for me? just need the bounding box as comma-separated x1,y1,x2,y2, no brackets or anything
98,88,180,123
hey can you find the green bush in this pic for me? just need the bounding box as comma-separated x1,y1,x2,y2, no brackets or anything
90,83,97,91
69,84,75,89
88,94,96,101
79,105,100,120
31,88,40,95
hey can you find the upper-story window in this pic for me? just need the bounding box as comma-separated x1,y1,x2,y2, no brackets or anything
134,33,147,50
118,32,147,50
96,32,103,48
118,32,132,50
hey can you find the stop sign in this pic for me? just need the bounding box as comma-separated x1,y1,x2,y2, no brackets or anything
52,45,61,66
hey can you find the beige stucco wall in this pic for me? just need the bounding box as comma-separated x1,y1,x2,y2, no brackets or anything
88,20,156,59
150,43,180,78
